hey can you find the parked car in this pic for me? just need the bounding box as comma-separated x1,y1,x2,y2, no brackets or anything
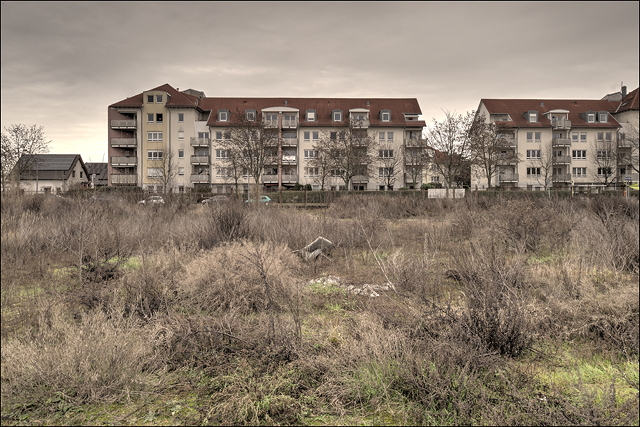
245,195,271,205
202,195,230,205
138,195,165,205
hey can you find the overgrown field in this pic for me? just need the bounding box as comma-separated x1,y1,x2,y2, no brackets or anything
1,193,638,425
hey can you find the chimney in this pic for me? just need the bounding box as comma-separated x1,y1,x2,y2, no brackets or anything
622,85,627,97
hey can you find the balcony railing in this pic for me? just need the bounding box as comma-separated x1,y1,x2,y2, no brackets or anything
552,119,572,130
282,118,298,128
552,155,571,164
498,137,517,148
552,138,572,147
110,120,137,129
110,174,138,185
262,174,298,184
190,137,210,147
496,154,518,165
281,138,298,146
190,155,210,165
405,138,423,147
351,119,370,128
498,173,519,182
352,175,369,183
190,174,210,183
263,119,278,128
552,173,572,182
110,138,137,148
111,156,137,167
282,155,297,164
618,139,635,148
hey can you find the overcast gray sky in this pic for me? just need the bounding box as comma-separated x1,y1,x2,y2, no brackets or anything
2,1,639,163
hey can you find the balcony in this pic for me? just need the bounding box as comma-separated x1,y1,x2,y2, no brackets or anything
111,156,137,167
190,137,210,147
110,120,137,129
110,174,137,185
281,138,298,147
351,119,370,129
498,137,517,148
190,174,210,183
618,139,635,148
496,154,518,165
263,119,278,128
190,155,210,165
552,155,571,164
110,138,137,148
552,173,572,182
405,138,423,147
551,119,572,130
498,173,519,183
262,174,298,184
552,138,572,147
352,175,369,183
282,118,298,129
282,155,297,164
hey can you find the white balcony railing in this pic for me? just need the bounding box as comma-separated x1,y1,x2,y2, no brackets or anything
111,156,137,167
110,174,137,184
110,138,137,148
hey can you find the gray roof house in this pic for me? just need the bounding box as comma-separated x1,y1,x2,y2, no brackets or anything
85,162,108,187
16,154,90,194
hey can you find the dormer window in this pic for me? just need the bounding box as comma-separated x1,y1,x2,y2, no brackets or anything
156,95,163,103
218,110,229,122
147,95,154,103
306,110,316,121
527,110,538,123
587,113,595,123
332,110,342,122
381,110,391,122
246,109,256,121
598,112,608,122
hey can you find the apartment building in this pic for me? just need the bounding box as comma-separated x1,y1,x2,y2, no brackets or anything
473,86,639,190
108,84,428,193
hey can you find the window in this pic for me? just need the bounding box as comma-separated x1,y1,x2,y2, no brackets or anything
580,132,587,143
352,114,366,122
572,150,587,159
156,113,163,123
178,131,184,140
303,131,310,142
571,133,579,143
526,167,541,176
379,132,386,142
304,149,318,159
381,110,391,121
216,149,229,159
599,112,608,122
80,172,83,178
597,167,612,176
305,167,319,177
572,167,587,177
156,95,163,103
526,132,533,142
306,110,316,121
246,110,256,121
534,132,541,142
177,149,184,159
330,131,338,140
72,171,76,178
178,113,184,122
216,167,232,177
147,150,163,160
147,167,162,177
219,110,229,121
147,95,154,103
147,113,154,123
379,167,393,177
587,113,595,123
597,150,611,160
526,150,541,159
178,167,184,176
333,110,342,121
605,132,612,142
264,114,277,125
147,132,163,141
529,112,537,123
597,132,604,141
379,149,394,158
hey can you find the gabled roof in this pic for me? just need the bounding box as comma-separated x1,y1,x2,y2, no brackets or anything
85,162,108,184
616,87,639,113
200,97,425,127
109,83,201,109
17,154,88,180
479,99,621,128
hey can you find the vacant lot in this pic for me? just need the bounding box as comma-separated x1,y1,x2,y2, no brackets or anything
1,192,638,425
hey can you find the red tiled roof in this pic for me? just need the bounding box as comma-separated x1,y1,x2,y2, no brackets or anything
199,97,424,127
480,98,622,128
616,87,639,113
109,83,200,109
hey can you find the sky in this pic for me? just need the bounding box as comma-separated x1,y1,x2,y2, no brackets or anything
2,1,639,164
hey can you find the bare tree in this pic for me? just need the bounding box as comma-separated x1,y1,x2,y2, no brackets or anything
425,111,474,195
307,146,333,191
377,146,403,190
590,135,617,186
527,143,554,191
1,124,51,192
217,113,277,197
149,148,179,193
469,115,520,189
403,136,432,188
314,118,377,190
618,118,639,178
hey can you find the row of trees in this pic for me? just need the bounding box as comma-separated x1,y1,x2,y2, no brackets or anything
1,124,51,192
